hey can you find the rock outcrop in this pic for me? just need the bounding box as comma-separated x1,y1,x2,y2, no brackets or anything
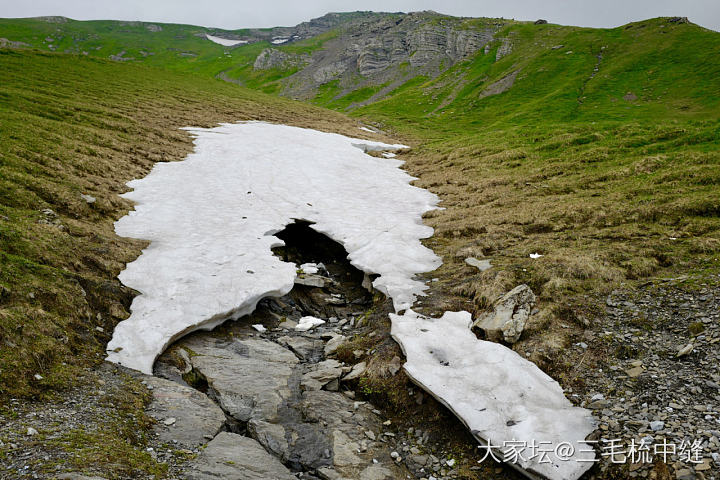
251,11,505,101
143,375,226,449
253,48,309,70
473,284,536,343
478,69,520,98
183,336,298,423
495,37,513,60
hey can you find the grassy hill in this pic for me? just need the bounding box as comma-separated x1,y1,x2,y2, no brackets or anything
2,11,720,385
350,18,720,366
2,10,719,382
0,48,365,399
1,12,719,479
0,15,356,93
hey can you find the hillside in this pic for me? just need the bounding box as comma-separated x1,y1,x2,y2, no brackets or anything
1,11,720,480
0,48,370,397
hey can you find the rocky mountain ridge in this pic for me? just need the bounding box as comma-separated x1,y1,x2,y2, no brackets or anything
247,11,506,103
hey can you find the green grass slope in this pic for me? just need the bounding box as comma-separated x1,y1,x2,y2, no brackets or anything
350,18,720,367
357,17,720,127
0,48,362,401
0,16,339,92
2,12,720,392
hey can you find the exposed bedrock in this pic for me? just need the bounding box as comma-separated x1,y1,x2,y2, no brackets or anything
253,48,310,70
150,221,408,479
263,12,504,99
185,432,297,480
143,375,226,450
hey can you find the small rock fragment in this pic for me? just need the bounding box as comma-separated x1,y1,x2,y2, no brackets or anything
676,343,694,357
80,193,96,204
342,361,367,381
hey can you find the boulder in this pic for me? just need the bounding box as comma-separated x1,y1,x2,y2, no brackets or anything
324,334,347,356
185,432,296,480
473,284,535,343
302,359,344,391
342,361,367,381
143,375,225,449
534,19,548,25
360,464,394,480
184,336,298,423
464,257,492,271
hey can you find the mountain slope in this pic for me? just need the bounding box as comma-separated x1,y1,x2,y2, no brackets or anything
2,12,720,479
0,48,363,400
3,10,720,384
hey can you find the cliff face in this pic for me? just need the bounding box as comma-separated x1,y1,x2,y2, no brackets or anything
244,11,504,104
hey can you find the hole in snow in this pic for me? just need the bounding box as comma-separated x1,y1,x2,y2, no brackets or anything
270,220,374,319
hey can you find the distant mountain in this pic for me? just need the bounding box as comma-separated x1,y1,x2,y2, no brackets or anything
1,12,718,125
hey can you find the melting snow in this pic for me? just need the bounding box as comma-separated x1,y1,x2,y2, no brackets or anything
106,121,596,480
295,316,326,332
106,122,435,373
391,310,597,480
205,34,248,47
299,262,319,274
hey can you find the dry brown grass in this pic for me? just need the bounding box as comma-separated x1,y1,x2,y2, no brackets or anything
393,123,720,372
0,50,374,399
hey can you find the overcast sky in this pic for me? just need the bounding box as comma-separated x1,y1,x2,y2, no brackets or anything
1,0,718,31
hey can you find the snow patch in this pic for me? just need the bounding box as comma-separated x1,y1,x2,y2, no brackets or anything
295,316,326,332
106,121,597,480
391,310,597,480
205,34,247,46
106,122,436,373
299,262,319,274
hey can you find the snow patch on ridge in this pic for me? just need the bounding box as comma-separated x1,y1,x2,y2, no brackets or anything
205,34,248,46
106,122,437,374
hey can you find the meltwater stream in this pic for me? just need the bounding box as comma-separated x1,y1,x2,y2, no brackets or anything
107,122,597,480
